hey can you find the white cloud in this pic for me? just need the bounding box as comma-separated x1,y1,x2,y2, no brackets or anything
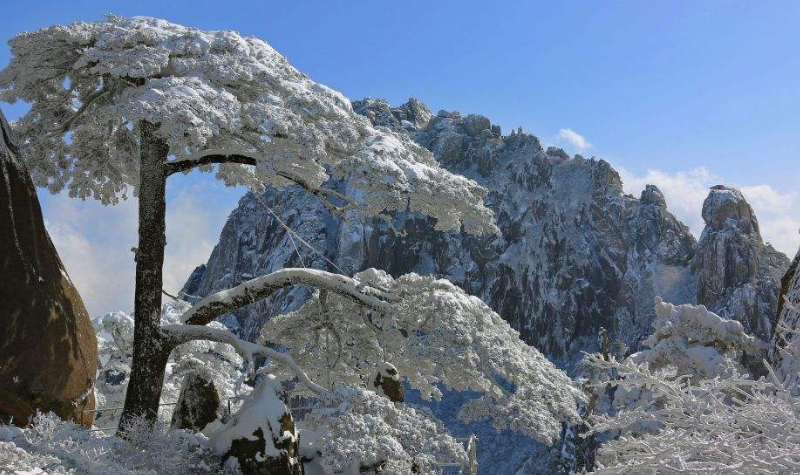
557,128,592,151
43,196,138,316
40,177,242,316
616,165,800,257
163,188,224,299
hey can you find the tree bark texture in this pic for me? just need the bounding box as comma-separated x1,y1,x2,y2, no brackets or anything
119,121,171,433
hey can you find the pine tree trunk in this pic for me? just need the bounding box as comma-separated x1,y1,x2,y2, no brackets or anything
118,121,171,434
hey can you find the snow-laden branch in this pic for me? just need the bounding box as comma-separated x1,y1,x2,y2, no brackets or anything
161,323,328,397
584,355,800,474
3,15,497,232
181,268,395,326
164,149,257,175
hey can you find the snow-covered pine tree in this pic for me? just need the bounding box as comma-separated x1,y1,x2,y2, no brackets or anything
0,15,497,433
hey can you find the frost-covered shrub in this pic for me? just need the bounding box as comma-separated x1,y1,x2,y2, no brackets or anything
629,298,769,380
0,413,221,475
299,387,467,475
262,269,584,444
594,298,770,424
93,311,135,417
585,356,800,474
583,299,799,474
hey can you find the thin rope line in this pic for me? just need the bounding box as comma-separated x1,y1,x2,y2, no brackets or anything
252,192,345,275
253,193,307,268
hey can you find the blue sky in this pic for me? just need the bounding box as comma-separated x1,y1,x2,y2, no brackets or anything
2,1,799,314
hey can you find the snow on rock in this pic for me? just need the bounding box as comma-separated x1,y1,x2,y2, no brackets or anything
374,363,404,403
210,373,301,474
171,374,222,434
771,247,800,391
352,97,433,132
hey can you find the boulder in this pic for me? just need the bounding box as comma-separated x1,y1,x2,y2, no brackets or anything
0,109,98,427
171,374,221,433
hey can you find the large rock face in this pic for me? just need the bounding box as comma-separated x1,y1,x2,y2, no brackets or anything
182,98,787,473
693,186,789,340
770,248,800,387
0,109,98,427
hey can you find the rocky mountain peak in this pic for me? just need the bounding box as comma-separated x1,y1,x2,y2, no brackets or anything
352,96,432,131
693,185,788,340
701,185,759,234
640,184,667,207
182,97,789,473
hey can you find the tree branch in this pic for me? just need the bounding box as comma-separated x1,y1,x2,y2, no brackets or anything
164,149,257,175
164,151,350,214
161,324,329,396
181,268,395,326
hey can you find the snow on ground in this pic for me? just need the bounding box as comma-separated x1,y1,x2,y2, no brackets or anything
0,413,222,475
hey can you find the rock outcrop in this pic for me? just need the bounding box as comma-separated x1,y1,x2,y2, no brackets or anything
171,374,221,433
210,375,302,475
693,186,789,340
373,363,404,403
0,109,98,427
184,99,704,363
770,247,800,387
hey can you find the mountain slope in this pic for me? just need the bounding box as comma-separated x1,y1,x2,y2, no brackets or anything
181,98,788,473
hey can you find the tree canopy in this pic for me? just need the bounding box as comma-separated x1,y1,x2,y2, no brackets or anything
0,15,496,235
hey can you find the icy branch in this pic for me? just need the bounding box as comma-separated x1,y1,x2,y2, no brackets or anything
161,323,328,397
181,268,395,326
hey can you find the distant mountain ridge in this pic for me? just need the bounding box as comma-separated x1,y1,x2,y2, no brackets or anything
184,97,787,359
182,97,789,474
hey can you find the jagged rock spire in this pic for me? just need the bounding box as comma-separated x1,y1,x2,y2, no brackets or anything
693,185,788,340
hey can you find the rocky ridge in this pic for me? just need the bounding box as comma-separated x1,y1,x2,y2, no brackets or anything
181,98,789,473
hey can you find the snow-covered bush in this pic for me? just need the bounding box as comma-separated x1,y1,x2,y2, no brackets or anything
299,387,467,475
582,299,797,474
593,298,770,425
585,356,800,474
262,269,584,444
92,311,135,414
0,413,221,475
628,298,769,381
